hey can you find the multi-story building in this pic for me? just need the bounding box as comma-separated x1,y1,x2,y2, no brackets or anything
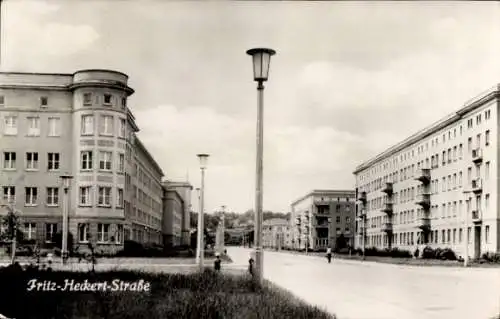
291,190,356,251
163,180,192,245
262,218,291,250
354,85,500,258
161,187,184,247
0,69,164,253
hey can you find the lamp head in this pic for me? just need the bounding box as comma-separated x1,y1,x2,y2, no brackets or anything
246,48,276,82
197,153,209,169
60,174,73,189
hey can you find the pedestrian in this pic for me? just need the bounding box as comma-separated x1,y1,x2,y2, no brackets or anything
248,256,254,277
326,247,332,263
214,253,221,272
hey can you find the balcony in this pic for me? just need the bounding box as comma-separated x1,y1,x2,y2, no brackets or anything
417,217,431,230
472,148,483,164
415,193,431,208
415,168,431,184
472,178,482,194
471,210,482,224
382,223,393,233
381,182,393,195
381,202,393,215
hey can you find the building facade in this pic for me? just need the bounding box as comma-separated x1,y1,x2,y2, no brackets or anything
163,180,192,246
263,218,291,250
161,188,183,247
291,190,356,251
0,69,164,253
354,85,500,258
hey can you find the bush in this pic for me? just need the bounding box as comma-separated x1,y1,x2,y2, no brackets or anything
0,266,335,319
481,252,500,263
421,246,457,260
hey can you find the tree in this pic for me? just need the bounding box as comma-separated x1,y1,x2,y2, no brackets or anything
0,209,24,264
52,231,75,254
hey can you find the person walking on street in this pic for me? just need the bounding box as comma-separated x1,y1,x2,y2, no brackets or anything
326,247,332,263
214,253,221,272
248,256,254,277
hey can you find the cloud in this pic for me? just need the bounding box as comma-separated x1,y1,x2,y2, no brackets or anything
2,1,99,70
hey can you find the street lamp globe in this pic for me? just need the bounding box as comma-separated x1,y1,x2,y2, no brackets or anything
197,154,209,169
60,174,73,189
246,48,276,82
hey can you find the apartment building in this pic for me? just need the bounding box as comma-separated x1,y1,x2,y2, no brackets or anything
161,187,184,247
163,180,192,246
262,218,291,250
354,85,500,258
0,69,164,253
291,190,356,251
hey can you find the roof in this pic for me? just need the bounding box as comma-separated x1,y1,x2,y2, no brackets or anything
291,189,356,207
134,137,165,178
353,84,500,174
263,218,289,226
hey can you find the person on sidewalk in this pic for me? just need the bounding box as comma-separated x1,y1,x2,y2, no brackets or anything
326,247,332,263
248,256,254,277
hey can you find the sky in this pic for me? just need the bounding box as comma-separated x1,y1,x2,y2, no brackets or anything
1,1,500,214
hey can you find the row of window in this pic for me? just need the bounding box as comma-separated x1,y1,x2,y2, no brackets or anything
366,225,491,246
123,201,162,230
1,114,128,139
2,186,123,208
358,118,492,185
0,93,126,110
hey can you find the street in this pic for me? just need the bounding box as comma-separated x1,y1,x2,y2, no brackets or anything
228,247,500,319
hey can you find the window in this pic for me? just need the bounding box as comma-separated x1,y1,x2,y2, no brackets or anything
476,134,481,148
45,223,57,242
79,186,91,206
98,186,112,206
121,98,127,109
25,187,38,206
0,95,4,106
3,152,16,169
2,186,15,203
46,187,59,206
485,162,490,180
24,223,36,240
459,144,463,158
485,130,490,146
81,115,94,135
83,93,92,105
468,137,472,151
97,224,110,242
99,115,113,135
116,188,124,207
27,117,40,136
26,152,39,170
118,153,124,173
4,116,17,135
336,216,340,223
119,118,126,138
453,229,456,243
78,223,89,242
468,227,472,243
47,153,60,171
467,167,472,184
48,117,61,136
40,96,48,107
485,194,490,210
459,171,462,186
485,225,490,243
80,151,93,170
103,94,112,105
477,114,482,125
99,151,112,171
459,228,463,243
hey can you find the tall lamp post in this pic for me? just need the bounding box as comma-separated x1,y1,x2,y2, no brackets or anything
196,154,209,271
246,47,276,284
60,174,73,265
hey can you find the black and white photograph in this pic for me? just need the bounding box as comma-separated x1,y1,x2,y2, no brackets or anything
0,1,499,318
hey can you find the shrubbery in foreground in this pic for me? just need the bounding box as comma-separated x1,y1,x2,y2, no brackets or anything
0,265,335,319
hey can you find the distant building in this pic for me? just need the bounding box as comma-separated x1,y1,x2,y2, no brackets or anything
263,218,291,250
291,190,356,251
162,181,192,246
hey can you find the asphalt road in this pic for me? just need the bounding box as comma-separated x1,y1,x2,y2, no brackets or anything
228,247,500,319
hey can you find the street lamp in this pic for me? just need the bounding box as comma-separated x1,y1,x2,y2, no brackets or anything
246,47,276,285
60,174,73,265
196,154,209,271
